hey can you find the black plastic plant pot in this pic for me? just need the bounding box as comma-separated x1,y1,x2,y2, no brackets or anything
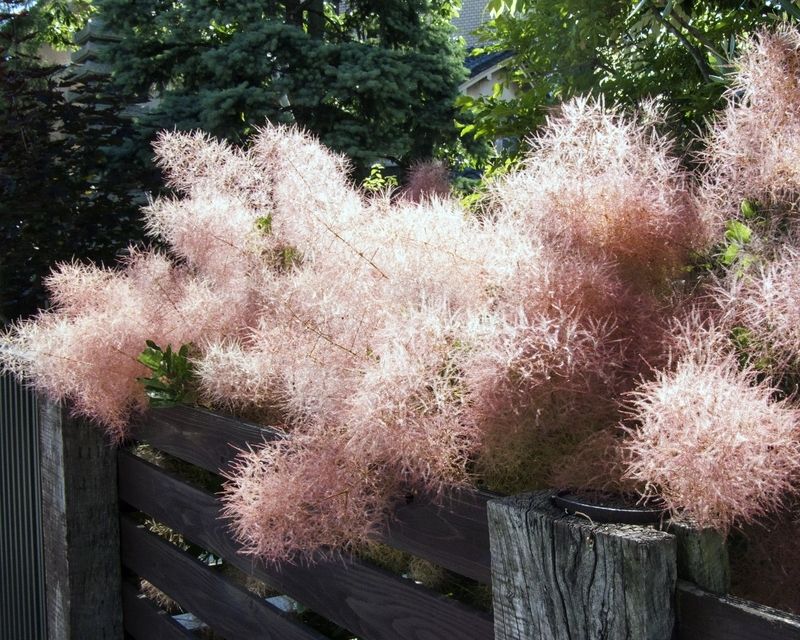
551,489,667,525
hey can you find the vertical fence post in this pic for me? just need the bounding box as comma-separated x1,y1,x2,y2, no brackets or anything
668,519,729,595
488,491,677,640
39,399,123,640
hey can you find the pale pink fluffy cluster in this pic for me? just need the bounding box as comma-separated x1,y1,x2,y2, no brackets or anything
623,27,800,531
715,246,800,372
701,25,800,227
211,100,707,556
495,97,705,289
2,107,695,559
222,433,395,560
624,325,800,531
1,252,244,438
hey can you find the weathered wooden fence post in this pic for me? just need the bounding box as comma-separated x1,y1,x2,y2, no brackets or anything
489,491,677,640
668,519,729,595
39,399,123,640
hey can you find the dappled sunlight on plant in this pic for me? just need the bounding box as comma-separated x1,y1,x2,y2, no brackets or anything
491,96,707,291
221,431,397,563
624,323,800,531
7,25,800,563
716,246,800,375
701,25,800,231
0,250,245,438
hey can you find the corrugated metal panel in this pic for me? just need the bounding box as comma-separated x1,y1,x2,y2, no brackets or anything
1,373,45,640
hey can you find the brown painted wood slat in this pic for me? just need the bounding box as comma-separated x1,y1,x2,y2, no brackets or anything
118,451,494,640
39,400,123,640
122,581,195,640
677,581,800,640
383,489,493,584
120,514,326,640
130,406,495,582
128,405,281,474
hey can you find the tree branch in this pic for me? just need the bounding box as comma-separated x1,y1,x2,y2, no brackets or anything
648,2,713,83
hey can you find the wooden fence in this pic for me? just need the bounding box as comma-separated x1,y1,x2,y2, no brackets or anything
0,374,45,640
39,400,800,640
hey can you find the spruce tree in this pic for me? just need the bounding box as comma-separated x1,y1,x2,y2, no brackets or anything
0,3,151,321
96,0,467,171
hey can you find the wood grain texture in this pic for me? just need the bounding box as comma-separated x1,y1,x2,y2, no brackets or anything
122,581,195,640
120,515,324,640
128,405,281,474
677,581,800,640
39,399,123,640
118,451,494,640
668,521,730,595
489,491,676,640
382,489,494,584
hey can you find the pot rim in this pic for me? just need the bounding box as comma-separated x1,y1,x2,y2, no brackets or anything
551,489,667,525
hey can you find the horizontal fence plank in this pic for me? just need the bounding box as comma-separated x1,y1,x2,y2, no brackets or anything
129,405,281,474
383,489,493,584
122,580,195,640
118,450,494,640
132,406,494,582
120,514,325,640
677,581,800,640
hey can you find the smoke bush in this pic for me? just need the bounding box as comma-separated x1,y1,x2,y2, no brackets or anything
398,161,451,203
715,246,800,373
222,432,396,562
624,325,800,531
1,251,244,437
0,106,700,557
701,25,800,228
493,97,704,290
11,26,800,560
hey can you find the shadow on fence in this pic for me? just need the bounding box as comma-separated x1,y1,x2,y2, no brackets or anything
0,374,45,640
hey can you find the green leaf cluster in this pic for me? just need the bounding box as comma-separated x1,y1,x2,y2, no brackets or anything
714,200,767,272
720,219,754,266
136,341,197,408
255,214,273,235
460,0,800,165
361,163,400,192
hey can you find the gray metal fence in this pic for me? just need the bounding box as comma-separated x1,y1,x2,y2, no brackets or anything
1,373,45,640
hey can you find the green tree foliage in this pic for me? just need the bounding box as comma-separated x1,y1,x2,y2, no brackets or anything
96,0,467,170
0,1,152,321
460,0,800,160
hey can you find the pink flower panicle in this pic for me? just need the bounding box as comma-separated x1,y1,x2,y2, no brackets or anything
398,160,451,203
624,324,800,531
493,96,706,290
715,247,800,373
701,25,800,229
221,433,395,564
